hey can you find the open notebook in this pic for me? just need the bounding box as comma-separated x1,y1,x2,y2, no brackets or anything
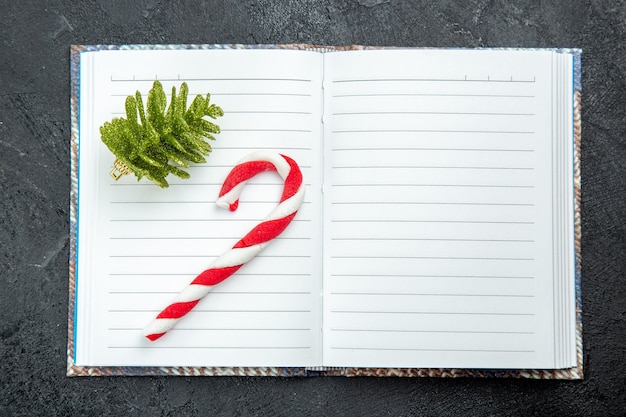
68,45,582,378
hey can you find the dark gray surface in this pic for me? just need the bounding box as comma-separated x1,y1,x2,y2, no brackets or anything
1,0,625,415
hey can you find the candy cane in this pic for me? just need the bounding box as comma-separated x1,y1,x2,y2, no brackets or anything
143,151,305,341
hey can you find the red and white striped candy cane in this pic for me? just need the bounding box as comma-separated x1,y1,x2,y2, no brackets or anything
143,151,305,341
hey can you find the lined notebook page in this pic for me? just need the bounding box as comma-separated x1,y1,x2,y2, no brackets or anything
322,50,558,369
75,49,323,367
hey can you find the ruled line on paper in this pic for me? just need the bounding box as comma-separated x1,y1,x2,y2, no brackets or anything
108,309,312,313
109,200,214,204
111,92,313,97
108,218,312,222
330,328,535,335
331,201,535,207
109,346,313,349
109,201,314,205
109,236,313,240
333,93,535,98
329,235,534,243
110,111,312,117
329,347,536,353
111,76,315,82
221,128,313,133
227,110,313,115
105,162,313,170
330,237,534,242
330,220,534,224
331,129,535,134
332,77,536,83
329,255,534,261
331,184,535,188
331,147,535,152
108,164,312,170
331,274,535,280
330,310,535,316
109,255,312,259
215,92,312,97
109,327,312,331
109,201,312,205
109,290,312,295
331,165,535,170
111,110,313,116
329,292,534,297
210,146,313,151
331,111,535,116
109,178,313,186
109,272,312,277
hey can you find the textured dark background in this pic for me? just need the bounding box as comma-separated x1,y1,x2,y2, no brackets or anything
1,0,625,415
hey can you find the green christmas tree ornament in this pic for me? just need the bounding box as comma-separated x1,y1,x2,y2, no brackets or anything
100,81,224,187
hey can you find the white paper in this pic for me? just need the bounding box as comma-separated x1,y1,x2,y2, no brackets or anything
322,49,559,369
76,49,324,367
